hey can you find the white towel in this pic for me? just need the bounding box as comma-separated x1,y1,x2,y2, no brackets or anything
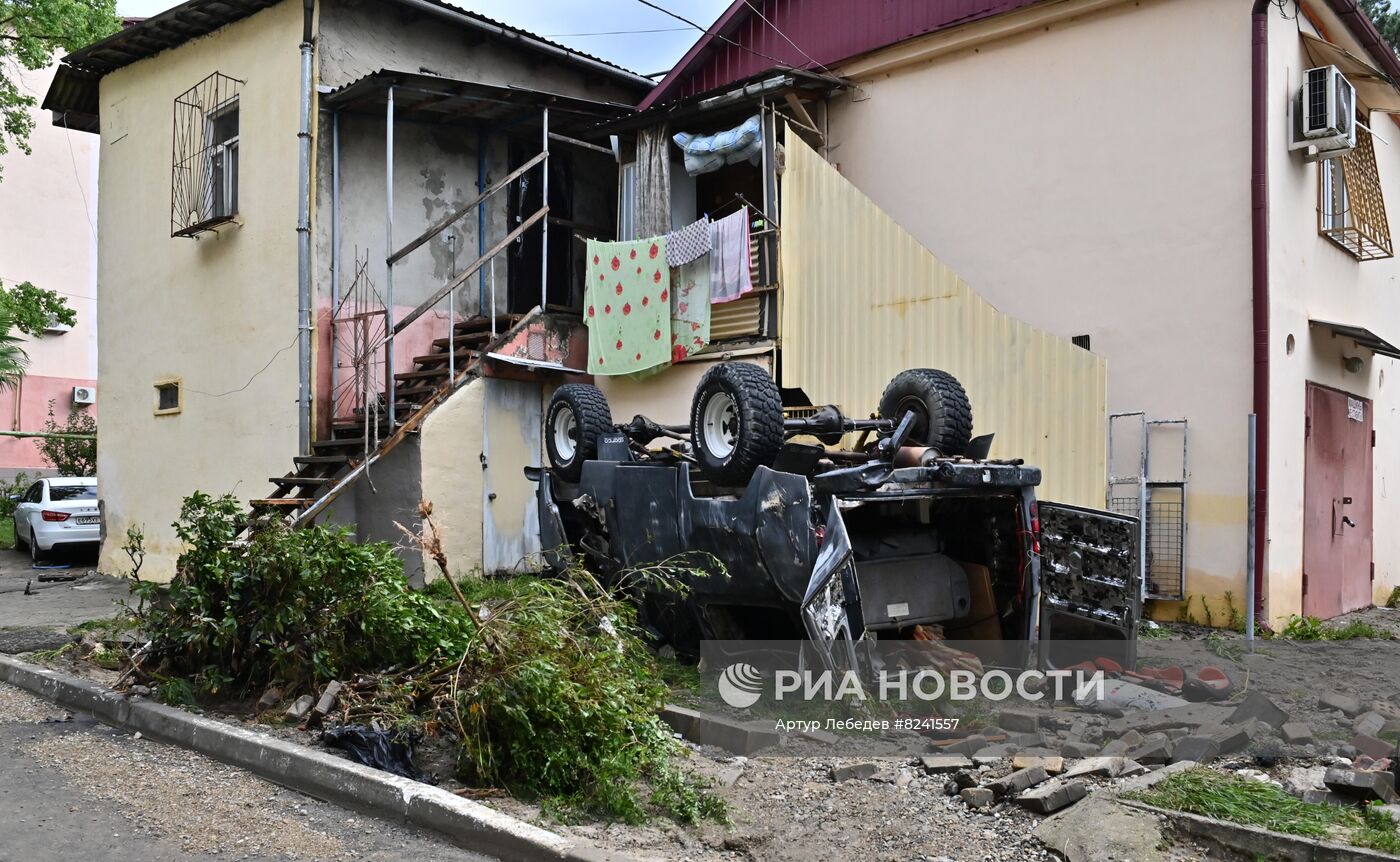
709,208,752,304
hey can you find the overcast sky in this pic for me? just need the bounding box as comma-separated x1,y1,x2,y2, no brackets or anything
113,0,731,77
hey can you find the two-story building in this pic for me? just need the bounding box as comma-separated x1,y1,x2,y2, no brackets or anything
638,0,1400,626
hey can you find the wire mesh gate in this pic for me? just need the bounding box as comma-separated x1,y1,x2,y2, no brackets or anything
1108,413,1189,601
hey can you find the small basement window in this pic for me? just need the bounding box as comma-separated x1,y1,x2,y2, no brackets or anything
172,72,243,238
154,379,182,415
1319,124,1392,260
1071,334,1091,351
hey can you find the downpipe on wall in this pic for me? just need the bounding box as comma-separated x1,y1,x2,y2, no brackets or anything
296,0,315,456
1250,0,1270,622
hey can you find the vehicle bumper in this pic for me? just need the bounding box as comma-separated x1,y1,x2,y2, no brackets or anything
33,522,100,551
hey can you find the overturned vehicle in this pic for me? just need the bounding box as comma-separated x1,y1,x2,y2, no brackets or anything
529,363,1140,670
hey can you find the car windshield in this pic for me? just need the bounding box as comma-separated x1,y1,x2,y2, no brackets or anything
48,484,97,501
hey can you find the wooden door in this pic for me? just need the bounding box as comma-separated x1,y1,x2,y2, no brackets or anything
1303,383,1374,618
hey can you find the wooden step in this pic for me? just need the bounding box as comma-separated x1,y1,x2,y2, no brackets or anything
394,368,451,382
294,455,351,466
432,336,492,352
413,349,477,367
313,437,368,451
454,314,519,335
249,498,312,509
269,475,335,488
393,384,442,400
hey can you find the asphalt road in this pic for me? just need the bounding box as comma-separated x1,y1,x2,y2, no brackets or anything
0,682,494,862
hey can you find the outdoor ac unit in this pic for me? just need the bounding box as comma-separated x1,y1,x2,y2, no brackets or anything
72,386,96,405
1290,65,1357,159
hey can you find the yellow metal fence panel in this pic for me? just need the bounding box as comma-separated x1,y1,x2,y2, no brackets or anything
779,133,1107,507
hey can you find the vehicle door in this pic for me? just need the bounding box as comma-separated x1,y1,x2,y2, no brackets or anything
800,499,863,673
15,481,42,542
1036,500,1141,670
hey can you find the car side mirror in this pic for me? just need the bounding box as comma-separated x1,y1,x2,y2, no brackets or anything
7,494,19,502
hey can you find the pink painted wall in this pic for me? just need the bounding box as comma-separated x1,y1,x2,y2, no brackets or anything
0,375,98,472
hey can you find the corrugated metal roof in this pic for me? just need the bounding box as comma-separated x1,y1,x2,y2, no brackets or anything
640,0,1043,110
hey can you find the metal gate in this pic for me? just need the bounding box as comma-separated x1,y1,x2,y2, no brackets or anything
1108,413,1188,601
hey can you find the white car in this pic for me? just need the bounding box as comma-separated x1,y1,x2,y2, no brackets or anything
13,477,100,563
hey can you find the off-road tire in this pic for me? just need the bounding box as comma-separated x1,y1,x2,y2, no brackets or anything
878,368,973,455
545,384,613,482
690,363,785,485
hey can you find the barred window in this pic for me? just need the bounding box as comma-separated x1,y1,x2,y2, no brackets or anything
1319,123,1392,261
172,72,244,237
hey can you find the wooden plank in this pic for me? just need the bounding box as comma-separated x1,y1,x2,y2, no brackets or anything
387,151,547,265
783,93,821,139
392,205,547,335
548,131,613,156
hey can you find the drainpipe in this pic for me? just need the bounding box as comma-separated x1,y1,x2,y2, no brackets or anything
1250,0,1270,621
296,0,315,456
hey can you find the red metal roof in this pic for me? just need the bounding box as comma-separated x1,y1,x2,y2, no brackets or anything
638,0,1043,110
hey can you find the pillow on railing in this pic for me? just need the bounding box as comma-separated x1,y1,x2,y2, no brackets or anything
672,115,762,177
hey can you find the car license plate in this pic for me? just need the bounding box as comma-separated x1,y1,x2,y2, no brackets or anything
75,516,99,525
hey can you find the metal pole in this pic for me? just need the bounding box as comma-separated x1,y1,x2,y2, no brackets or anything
296,39,314,456
540,107,549,312
330,111,341,415
1246,413,1258,649
385,85,396,432
1138,415,1149,602
477,127,488,315
447,233,456,382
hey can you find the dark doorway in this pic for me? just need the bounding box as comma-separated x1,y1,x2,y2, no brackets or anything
506,140,574,314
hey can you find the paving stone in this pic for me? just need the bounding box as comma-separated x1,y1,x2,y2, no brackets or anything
1226,691,1288,730
1302,789,1355,806
1118,729,1145,748
1280,722,1315,745
1107,703,1233,735
1325,766,1399,803
660,705,780,755
952,769,980,790
973,743,1017,758
943,734,987,756
960,787,994,809
1063,756,1132,779
1200,719,1257,754
1171,735,1220,764
1099,739,1130,756
1320,691,1363,717
831,761,879,782
1129,734,1173,765
1060,741,1099,758
1008,731,1047,747
1114,760,1197,794
1016,779,1087,814
920,754,974,774
1013,755,1065,775
1000,709,1041,733
312,680,343,718
285,694,314,721
1352,733,1397,761
986,765,1049,799
1355,711,1387,738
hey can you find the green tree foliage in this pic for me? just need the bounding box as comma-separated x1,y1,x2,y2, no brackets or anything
0,0,120,179
0,305,30,389
1361,0,1400,54
39,399,95,476
0,280,76,336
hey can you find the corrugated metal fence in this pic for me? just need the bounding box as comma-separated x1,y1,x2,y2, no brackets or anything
779,133,1107,507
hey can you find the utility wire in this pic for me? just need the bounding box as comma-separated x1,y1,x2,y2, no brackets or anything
631,0,798,69
185,331,300,398
542,26,691,36
740,0,839,78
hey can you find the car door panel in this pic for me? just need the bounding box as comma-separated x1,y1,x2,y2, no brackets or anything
1037,501,1141,670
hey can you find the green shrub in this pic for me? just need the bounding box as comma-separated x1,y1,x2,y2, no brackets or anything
127,492,723,824
1279,614,1386,641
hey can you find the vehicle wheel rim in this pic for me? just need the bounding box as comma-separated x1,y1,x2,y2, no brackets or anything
702,391,739,460
895,395,930,442
552,407,578,463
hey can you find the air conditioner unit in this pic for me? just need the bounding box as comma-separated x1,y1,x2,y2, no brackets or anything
72,386,96,405
1290,65,1357,159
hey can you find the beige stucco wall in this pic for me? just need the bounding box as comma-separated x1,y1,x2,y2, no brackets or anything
95,0,305,580
827,0,1254,617
419,377,485,580
0,60,99,471
1262,4,1400,624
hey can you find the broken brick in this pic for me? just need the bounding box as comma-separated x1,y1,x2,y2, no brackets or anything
1320,691,1363,717
1015,779,1087,814
986,765,1049,799
313,680,343,718
1325,766,1399,804
1355,711,1387,738
1227,691,1288,730
1063,756,1131,779
1060,741,1099,758
1118,729,1145,748
920,754,974,774
1352,733,1397,761
960,787,994,809
831,762,879,782
1171,735,1221,764
1280,722,1315,745
999,709,1041,733
943,735,988,756
1128,734,1174,765
285,694,314,722
1012,755,1065,775
1099,739,1130,757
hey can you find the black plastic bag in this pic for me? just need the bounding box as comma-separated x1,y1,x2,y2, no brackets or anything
321,724,435,784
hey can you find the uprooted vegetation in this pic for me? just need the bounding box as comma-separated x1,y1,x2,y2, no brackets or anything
114,492,726,824
1129,767,1400,854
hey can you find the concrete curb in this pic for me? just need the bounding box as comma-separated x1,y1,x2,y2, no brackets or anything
0,655,633,862
1118,799,1400,862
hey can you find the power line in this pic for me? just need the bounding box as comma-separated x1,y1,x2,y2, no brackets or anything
630,0,796,69
740,0,838,78
542,26,692,37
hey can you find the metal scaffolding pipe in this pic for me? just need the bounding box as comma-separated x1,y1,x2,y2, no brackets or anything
541,107,549,312
296,36,314,455
385,85,396,431
330,110,341,415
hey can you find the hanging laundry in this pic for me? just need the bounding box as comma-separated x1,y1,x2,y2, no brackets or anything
672,115,762,176
670,258,711,363
666,216,711,267
709,208,752,304
585,238,671,375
